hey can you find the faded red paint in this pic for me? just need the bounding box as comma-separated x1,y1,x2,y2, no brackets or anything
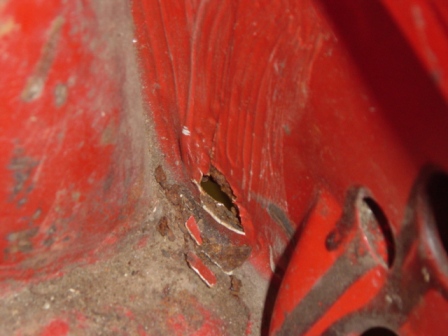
0,0,150,282
166,296,225,336
39,319,69,336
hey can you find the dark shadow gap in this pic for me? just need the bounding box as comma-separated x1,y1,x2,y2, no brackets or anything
361,197,396,268
426,171,448,256
361,326,398,336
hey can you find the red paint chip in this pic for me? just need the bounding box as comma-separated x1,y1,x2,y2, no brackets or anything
40,319,69,336
186,251,217,287
185,215,203,245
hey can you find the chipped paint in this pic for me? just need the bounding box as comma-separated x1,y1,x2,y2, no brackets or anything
185,215,203,245
185,251,217,287
181,126,191,136
21,16,64,102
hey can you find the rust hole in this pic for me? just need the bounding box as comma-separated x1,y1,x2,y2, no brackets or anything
197,167,244,235
361,327,398,336
200,175,234,212
426,171,448,257
359,197,395,268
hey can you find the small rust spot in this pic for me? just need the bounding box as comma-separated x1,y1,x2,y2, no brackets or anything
157,216,175,241
166,184,182,206
229,275,242,295
154,165,168,189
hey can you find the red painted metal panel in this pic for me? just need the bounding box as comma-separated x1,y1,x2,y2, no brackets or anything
132,0,448,334
0,0,149,283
